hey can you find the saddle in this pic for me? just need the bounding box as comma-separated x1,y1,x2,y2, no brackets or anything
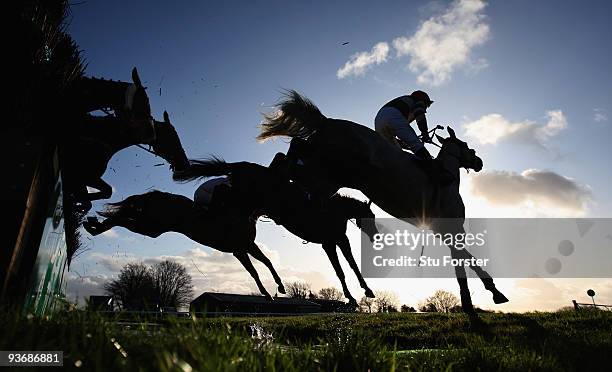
193,176,231,210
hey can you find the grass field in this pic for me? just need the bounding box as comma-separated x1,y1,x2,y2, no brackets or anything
1,310,611,371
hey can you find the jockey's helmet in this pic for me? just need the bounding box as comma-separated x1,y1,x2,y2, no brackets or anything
410,90,434,107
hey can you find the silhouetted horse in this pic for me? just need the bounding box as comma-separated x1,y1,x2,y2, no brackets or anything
62,111,189,212
257,90,508,315
174,156,378,304
61,68,189,211
83,190,285,300
69,68,154,142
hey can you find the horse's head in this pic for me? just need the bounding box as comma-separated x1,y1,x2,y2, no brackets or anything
353,200,380,243
152,111,190,172
435,126,483,172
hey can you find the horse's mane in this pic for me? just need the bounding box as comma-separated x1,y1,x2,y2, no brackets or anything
173,156,228,182
258,90,327,141
329,194,370,217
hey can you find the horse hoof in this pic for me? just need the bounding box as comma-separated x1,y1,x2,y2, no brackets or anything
492,290,509,304
76,201,92,213
364,288,375,298
264,294,273,301
278,285,286,295
83,222,98,236
348,298,358,308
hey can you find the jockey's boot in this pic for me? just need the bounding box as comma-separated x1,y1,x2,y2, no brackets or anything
415,147,454,186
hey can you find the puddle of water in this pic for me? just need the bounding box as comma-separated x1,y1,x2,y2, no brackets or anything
249,323,274,347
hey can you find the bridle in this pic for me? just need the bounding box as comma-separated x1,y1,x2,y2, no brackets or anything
418,125,478,173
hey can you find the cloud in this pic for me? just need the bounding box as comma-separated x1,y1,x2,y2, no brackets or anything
392,0,490,85
66,273,109,305
101,229,119,239
88,251,140,272
463,110,567,148
468,169,592,217
336,42,390,79
594,108,608,123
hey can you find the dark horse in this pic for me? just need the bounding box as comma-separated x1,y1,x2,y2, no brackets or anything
62,68,189,212
256,90,508,316
69,68,155,142
83,190,285,299
83,182,376,302
173,156,379,305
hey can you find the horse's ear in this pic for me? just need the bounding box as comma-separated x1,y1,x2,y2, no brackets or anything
436,134,446,143
447,126,456,139
367,200,372,207
132,67,142,87
163,110,170,123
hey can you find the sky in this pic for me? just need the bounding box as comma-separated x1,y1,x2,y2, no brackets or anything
65,0,612,311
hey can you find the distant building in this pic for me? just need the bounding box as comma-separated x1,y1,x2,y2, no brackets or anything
309,298,356,313
191,292,354,315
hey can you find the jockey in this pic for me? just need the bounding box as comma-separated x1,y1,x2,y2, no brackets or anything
375,91,453,185
375,90,434,160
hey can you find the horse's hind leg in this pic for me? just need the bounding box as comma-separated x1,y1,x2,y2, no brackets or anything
322,242,357,306
233,251,273,300
247,242,286,295
336,235,375,298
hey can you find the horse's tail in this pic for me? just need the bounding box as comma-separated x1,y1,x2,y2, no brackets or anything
257,90,327,141
98,197,136,219
172,156,232,182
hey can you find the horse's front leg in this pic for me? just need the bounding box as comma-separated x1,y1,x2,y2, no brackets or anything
449,246,477,316
336,235,375,298
322,242,357,307
69,184,92,213
453,247,509,304
83,216,115,236
247,242,286,295
233,251,273,301
84,178,113,202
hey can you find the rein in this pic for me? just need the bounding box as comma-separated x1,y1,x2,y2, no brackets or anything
136,144,162,157
420,126,472,172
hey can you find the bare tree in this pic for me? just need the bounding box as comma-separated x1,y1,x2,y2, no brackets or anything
151,260,193,309
285,281,311,299
104,260,193,310
374,290,399,313
318,287,344,301
420,290,460,313
104,263,155,310
358,296,375,313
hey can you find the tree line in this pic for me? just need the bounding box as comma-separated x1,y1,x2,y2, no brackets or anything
101,262,490,314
